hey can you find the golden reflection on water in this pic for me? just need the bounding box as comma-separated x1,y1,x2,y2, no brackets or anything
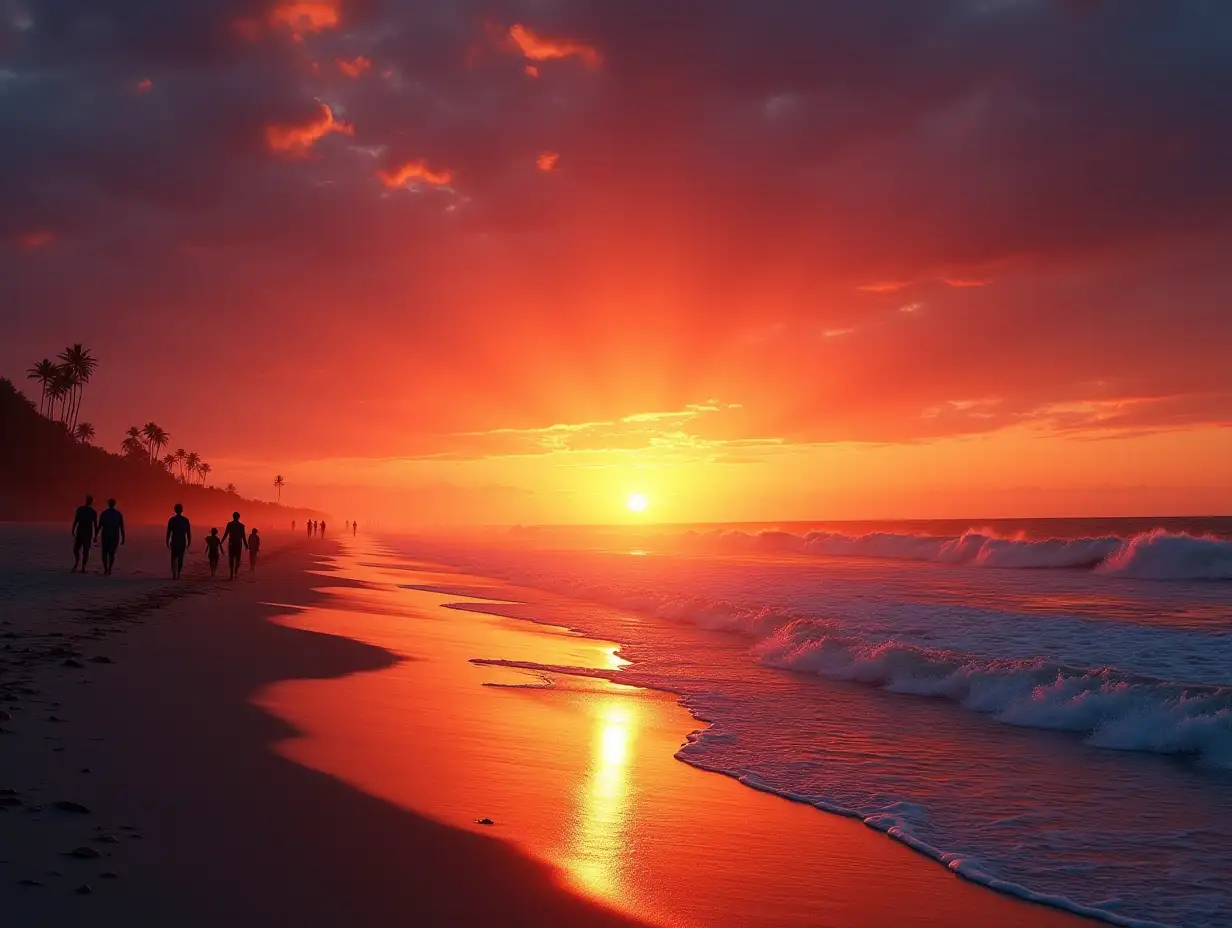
566,698,637,901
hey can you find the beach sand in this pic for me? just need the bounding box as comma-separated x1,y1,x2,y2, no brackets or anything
1,525,1092,926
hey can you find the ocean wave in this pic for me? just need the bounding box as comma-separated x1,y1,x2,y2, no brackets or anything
676,527,1232,579
753,619,1232,769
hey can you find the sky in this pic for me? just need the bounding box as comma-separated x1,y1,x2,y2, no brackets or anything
2,0,1231,525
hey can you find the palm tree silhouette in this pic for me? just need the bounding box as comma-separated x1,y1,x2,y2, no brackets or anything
224,483,237,495
73,422,96,444
48,366,76,425
26,359,57,416
274,474,285,502
141,422,170,463
57,344,97,432
161,453,176,473
199,462,213,487
185,451,201,484
121,427,145,458
173,448,188,482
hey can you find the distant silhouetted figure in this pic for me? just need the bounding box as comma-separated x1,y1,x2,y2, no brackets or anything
352,521,357,537
71,494,98,573
205,528,223,577
320,520,327,538
95,498,125,576
248,528,261,571
292,520,296,532
222,512,247,580
166,503,192,580
306,520,312,538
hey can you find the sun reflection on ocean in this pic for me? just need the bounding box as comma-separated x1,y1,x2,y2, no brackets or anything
565,699,637,901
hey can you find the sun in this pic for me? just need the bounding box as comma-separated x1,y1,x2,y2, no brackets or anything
626,493,648,513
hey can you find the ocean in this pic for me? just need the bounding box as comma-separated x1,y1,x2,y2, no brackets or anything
390,518,1232,928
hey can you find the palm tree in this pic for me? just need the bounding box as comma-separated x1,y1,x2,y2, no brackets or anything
173,448,188,482
73,422,96,444
274,474,285,502
141,422,169,463
185,451,201,484
57,344,98,432
224,483,237,494
26,359,57,416
121,435,145,458
162,453,176,473
47,367,76,425
199,462,213,487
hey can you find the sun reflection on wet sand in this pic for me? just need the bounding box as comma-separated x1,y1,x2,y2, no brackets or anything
567,701,636,901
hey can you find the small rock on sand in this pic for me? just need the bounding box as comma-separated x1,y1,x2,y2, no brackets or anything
89,656,114,664
75,884,92,894
18,878,42,887
476,817,495,826
62,659,84,669
0,710,11,722
68,846,101,859
100,871,118,880
53,800,92,814
99,835,120,844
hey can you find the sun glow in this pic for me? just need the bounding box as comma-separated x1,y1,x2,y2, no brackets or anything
626,493,648,513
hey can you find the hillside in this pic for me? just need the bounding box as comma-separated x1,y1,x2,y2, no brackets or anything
0,379,324,526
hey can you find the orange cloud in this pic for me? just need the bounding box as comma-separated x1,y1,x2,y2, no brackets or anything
942,277,991,288
508,23,600,67
536,151,559,172
857,281,911,293
136,78,153,92
18,230,55,248
336,55,372,78
377,160,454,189
269,2,339,40
265,103,353,157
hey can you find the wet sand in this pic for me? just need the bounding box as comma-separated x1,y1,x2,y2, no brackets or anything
0,524,1092,926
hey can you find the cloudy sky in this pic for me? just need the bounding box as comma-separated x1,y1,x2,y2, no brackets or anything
3,0,1231,523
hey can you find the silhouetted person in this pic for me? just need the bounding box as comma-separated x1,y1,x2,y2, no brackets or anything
292,520,296,532
95,498,125,576
71,494,98,573
352,520,357,537
306,520,312,538
222,511,247,580
320,520,327,538
205,528,223,578
248,528,261,571
166,503,192,580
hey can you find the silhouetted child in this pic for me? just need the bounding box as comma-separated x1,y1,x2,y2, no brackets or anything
205,528,223,577
248,528,261,571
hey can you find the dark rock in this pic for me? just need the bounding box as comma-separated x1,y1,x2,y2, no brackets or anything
47,715,66,722
62,659,84,669
46,870,62,877
80,768,91,774
18,878,42,887
100,871,118,880
99,835,120,844
75,883,92,894
67,846,101,860
475,817,495,826
0,710,11,722
53,800,92,814
89,655,114,664
0,796,22,807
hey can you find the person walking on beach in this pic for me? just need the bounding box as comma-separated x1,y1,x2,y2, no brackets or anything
320,520,327,538
204,528,223,578
248,527,261,571
222,511,247,580
292,520,296,533
352,520,357,537
71,494,98,573
95,498,125,576
166,503,192,580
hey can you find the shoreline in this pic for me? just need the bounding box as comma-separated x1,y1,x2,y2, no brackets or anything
1,524,1095,926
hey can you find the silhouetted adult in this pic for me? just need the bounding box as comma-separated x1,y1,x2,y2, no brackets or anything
248,528,260,571
222,512,247,580
166,503,192,580
306,520,312,538
95,498,126,577
320,520,327,538
352,520,357,537
71,494,98,573
292,520,296,532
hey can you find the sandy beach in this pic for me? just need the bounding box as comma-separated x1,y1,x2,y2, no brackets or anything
1,524,1093,926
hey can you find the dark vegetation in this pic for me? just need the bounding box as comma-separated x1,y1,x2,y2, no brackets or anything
0,377,323,525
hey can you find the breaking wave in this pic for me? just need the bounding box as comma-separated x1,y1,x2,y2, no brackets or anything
675,527,1232,580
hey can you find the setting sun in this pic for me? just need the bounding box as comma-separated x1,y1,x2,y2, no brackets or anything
626,493,648,513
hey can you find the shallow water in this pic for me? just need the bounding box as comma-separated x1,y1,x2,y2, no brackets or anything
391,518,1232,928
